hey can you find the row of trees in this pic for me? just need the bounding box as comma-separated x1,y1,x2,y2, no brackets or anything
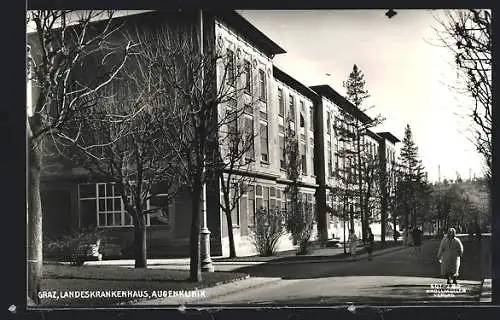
327,64,433,247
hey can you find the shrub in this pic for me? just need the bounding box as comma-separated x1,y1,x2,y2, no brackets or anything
43,227,103,265
286,201,314,255
251,207,287,256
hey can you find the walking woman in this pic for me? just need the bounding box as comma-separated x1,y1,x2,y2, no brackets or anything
437,227,464,284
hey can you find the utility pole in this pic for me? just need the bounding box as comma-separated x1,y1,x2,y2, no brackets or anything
199,9,214,273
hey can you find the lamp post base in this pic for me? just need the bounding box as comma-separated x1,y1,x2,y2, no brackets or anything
200,227,214,272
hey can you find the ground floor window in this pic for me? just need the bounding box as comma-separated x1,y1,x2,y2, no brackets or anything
78,183,171,228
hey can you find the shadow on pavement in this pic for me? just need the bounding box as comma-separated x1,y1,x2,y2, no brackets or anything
233,237,486,282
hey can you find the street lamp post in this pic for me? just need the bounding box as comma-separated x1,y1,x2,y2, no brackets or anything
199,9,214,273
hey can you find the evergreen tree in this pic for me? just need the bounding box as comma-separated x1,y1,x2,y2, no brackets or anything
396,124,430,229
344,64,370,108
342,64,384,241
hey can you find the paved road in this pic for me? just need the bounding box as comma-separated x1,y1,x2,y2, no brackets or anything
196,236,485,305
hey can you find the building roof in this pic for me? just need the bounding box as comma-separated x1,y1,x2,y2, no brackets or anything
213,11,287,57
377,131,401,144
273,66,318,101
366,129,382,142
309,85,372,124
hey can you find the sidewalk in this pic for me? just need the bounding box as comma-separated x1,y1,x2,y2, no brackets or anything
48,241,410,272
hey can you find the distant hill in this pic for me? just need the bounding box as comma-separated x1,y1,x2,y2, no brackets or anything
430,179,490,232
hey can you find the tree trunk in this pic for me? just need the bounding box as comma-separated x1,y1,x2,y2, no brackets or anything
225,210,237,258
404,201,409,229
381,171,388,243
189,187,202,282
134,219,147,268
381,203,386,243
28,141,43,304
392,212,397,241
356,137,364,242
343,214,347,254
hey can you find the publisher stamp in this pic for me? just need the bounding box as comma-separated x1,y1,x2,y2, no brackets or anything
425,283,468,298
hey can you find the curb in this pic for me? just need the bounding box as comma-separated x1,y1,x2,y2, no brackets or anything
263,245,407,265
479,278,492,303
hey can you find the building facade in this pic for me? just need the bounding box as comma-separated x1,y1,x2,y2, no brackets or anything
30,10,401,258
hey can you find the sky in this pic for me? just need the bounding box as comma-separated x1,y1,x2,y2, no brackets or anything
238,9,486,183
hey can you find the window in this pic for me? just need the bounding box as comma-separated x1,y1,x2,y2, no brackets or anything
309,107,314,131
226,107,238,134
300,142,307,175
289,94,295,121
247,186,255,226
328,152,332,177
263,186,269,211
243,116,255,161
244,103,253,115
256,185,263,196
230,183,240,226
226,107,238,154
310,138,314,175
79,183,163,227
260,110,267,121
255,185,263,214
279,135,286,169
306,193,314,221
299,101,305,128
96,183,130,227
326,112,331,134
259,69,266,101
244,59,251,93
260,100,268,120
278,189,287,220
335,154,339,174
278,88,284,116
226,49,235,85
227,95,237,108
270,187,277,210
149,195,173,226
260,123,269,163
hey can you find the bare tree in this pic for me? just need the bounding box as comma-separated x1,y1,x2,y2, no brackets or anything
26,10,133,303
53,22,187,268
151,12,261,281
433,10,492,181
214,55,261,258
386,160,401,240
283,122,314,254
330,108,359,253
359,149,381,234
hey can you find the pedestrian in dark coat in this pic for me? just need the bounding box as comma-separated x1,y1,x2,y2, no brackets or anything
366,228,375,261
413,227,423,252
